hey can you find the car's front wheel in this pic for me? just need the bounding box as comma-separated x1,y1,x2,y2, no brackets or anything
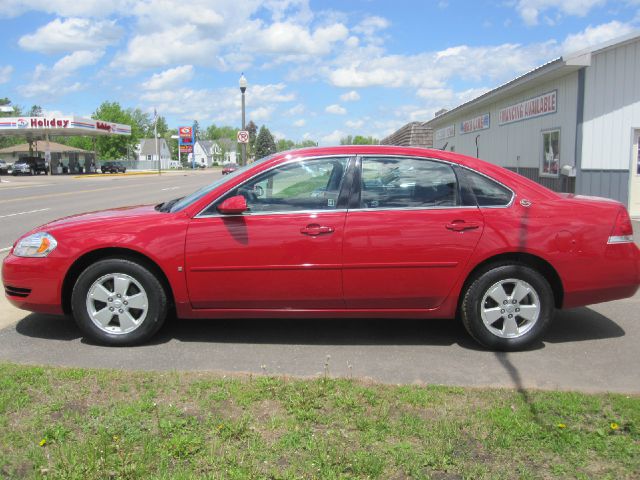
71,258,168,346
460,264,554,351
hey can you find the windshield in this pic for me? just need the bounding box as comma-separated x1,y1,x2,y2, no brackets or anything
167,154,276,213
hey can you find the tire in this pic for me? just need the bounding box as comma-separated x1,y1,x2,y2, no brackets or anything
460,264,554,351
71,258,168,346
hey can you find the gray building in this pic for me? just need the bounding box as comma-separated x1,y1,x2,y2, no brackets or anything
424,31,640,218
380,121,433,147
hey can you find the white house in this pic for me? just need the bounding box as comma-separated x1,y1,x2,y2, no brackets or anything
217,138,238,164
137,138,171,169
193,140,222,167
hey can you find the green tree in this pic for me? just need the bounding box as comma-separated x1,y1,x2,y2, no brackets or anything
204,124,238,142
254,125,276,159
164,128,178,161
28,105,43,117
296,139,317,148
92,101,143,160
246,120,257,158
128,108,151,137
276,138,295,152
155,116,169,136
0,99,24,149
340,135,379,145
193,120,200,140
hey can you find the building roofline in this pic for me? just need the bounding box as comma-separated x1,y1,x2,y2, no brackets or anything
426,30,640,126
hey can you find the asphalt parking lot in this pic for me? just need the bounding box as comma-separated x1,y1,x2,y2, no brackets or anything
1,172,639,393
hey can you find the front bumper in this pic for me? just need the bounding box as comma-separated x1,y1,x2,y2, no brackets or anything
2,252,66,315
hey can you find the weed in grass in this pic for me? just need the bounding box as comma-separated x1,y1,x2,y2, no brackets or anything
0,363,639,479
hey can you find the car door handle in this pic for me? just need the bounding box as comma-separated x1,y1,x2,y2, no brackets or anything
446,221,480,232
300,224,334,235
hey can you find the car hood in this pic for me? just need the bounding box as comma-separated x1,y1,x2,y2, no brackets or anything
34,204,163,234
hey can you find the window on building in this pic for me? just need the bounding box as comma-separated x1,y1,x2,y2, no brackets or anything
541,130,560,176
360,157,458,209
147,155,152,161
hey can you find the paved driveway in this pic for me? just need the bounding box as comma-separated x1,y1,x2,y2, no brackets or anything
0,290,638,393
1,176,639,393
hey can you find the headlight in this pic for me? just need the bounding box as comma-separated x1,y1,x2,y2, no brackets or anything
13,232,58,258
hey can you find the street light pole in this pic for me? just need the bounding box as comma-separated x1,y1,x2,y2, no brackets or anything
239,73,247,166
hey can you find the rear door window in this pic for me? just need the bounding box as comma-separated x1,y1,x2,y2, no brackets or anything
359,157,459,209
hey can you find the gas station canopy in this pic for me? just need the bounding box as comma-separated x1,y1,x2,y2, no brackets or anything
0,116,131,140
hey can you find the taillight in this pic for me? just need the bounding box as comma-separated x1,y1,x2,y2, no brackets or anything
608,209,634,244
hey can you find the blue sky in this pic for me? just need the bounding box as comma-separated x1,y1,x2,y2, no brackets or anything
1,0,639,144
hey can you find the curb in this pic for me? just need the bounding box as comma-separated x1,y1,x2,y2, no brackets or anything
74,171,166,179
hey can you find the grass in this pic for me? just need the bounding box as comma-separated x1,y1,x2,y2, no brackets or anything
0,363,638,479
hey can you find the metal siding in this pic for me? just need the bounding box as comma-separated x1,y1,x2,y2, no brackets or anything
580,170,629,204
582,39,640,170
430,72,579,180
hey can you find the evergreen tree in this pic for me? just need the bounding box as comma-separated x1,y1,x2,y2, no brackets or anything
254,125,277,159
246,120,258,158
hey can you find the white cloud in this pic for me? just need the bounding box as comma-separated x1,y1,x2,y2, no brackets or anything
0,65,13,84
320,129,345,145
293,119,305,127
325,104,347,115
0,0,134,18
139,82,293,124
353,16,390,37
327,41,556,90
18,18,122,54
514,0,606,26
19,50,103,98
286,104,305,116
345,119,363,129
250,106,274,121
561,21,635,53
340,90,360,101
142,65,194,90
252,22,348,56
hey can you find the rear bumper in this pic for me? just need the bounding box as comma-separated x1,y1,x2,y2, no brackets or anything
2,253,65,315
562,242,640,309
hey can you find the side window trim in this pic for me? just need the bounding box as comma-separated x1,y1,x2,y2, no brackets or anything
352,155,464,211
456,165,515,208
196,155,356,217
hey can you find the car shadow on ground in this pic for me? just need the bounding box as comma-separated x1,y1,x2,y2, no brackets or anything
12,306,624,350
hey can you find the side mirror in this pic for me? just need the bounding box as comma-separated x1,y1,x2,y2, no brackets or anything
217,195,248,215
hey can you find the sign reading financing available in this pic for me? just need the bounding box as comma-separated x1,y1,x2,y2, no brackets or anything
499,91,557,125
179,145,193,153
460,113,490,134
435,124,455,142
237,130,249,144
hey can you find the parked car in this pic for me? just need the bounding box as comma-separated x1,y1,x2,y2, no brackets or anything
3,146,639,349
101,162,127,174
0,159,10,175
12,157,48,175
222,162,238,175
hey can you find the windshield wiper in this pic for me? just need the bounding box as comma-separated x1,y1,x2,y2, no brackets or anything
156,197,183,213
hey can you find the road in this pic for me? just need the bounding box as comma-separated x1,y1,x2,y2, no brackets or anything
0,172,639,393
0,171,216,249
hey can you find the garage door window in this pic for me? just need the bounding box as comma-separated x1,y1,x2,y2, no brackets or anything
541,130,560,176
359,157,458,209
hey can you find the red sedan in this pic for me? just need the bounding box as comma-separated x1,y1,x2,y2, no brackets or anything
3,146,639,350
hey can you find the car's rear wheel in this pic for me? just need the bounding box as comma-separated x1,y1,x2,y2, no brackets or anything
461,264,554,351
71,258,167,346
